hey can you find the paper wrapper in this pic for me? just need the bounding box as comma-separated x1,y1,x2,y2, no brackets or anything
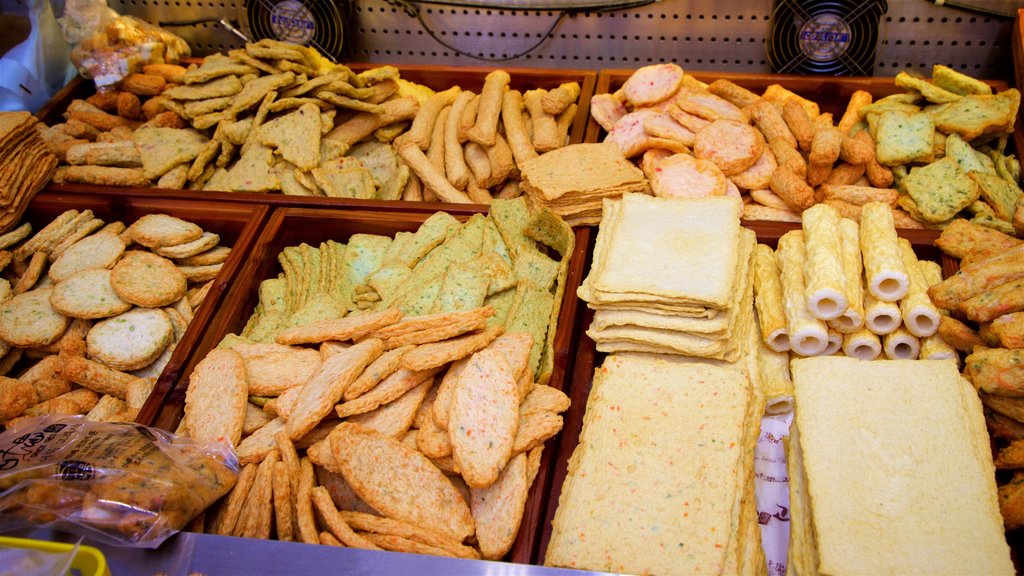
756,410,793,576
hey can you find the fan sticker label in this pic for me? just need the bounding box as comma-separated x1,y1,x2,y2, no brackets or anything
798,14,851,62
271,0,316,44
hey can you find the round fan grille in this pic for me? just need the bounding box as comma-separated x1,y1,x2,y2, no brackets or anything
768,0,887,76
242,0,346,60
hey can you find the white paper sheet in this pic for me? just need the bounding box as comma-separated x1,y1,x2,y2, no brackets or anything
756,409,793,576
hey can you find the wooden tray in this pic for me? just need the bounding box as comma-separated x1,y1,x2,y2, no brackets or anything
586,70,1012,143
37,65,597,213
14,192,268,427
534,222,954,566
586,70,1016,231
144,205,592,566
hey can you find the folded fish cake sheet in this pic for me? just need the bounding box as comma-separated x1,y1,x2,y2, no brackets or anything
587,193,742,310
792,356,1013,576
545,353,751,575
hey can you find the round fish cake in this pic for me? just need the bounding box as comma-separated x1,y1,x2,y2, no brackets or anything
50,268,132,319
621,63,684,107
110,250,187,308
729,147,779,191
650,153,728,199
130,214,203,248
48,233,126,282
175,245,231,267
153,232,220,260
694,119,765,176
0,288,70,347
87,308,175,371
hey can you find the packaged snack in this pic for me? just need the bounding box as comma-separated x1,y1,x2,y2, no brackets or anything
0,416,237,547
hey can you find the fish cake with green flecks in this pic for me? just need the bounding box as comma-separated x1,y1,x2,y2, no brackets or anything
86,308,175,371
50,268,132,319
130,214,203,248
110,250,187,307
0,288,70,347
48,233,125,282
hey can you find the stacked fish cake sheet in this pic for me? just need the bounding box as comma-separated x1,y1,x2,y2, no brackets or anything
577,193,755,361
519,142,647,226
0,112,58,231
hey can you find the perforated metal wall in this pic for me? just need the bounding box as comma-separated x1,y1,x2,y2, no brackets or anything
108,0,1020,79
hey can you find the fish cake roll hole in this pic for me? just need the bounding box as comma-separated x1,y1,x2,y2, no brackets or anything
767,330,791,353
847,342,881,360
873,274,909,302
823,331,843,356
908,310,940,337
867,310,900,335
793,333,827,356
808,291,847,320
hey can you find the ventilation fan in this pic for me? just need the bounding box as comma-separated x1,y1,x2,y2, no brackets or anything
767,0,887,76
240,0,350,60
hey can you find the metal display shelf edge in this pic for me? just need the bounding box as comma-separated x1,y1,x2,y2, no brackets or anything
3,527,612,576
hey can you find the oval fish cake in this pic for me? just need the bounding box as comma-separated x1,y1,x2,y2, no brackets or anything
87,308,175,371
589,93,627,132
154,231,220,260
650,153,728,199
621,63,684,107
330,423,474,541
50,268,132,319
175,245,231,267
694,119,765,176
48,233,126,282
605,110,660,158
130,214,203,248
449,348,519,488
0,288,70,347
729,147,779,191
110,250,187,307
470,452,529,560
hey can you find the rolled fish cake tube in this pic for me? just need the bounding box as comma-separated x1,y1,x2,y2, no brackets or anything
921,335,958,362
864,291,902,335
823,329,843,356
897,239,942,338
917,259,958,362
883,327,921,359
777,230,829,356
843,328,882,360
802,204,849,320
859,202,909,301
918,259,944,289
828,218,865,333
753,243,791,352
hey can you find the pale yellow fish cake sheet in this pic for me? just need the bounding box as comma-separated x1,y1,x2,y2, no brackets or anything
545,353,750,575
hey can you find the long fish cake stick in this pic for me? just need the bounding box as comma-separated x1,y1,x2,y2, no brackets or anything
777,230,828,356
752,244,790,352
842,328,882,360
828,218,865,334
860,202,908,301
802,203,848,320
897,239,942,338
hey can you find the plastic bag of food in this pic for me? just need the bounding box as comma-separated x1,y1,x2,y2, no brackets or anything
57,0,190,88
0,416,237,548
